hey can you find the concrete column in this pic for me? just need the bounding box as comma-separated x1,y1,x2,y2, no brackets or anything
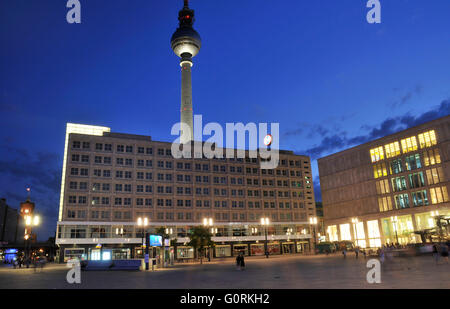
180,61,193,143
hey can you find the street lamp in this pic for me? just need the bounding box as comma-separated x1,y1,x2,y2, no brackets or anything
202,217,214,261
24,214,39,266
390,216,399,245
351,217,359,248
137,217,149,270
261,217,270,258
431,211,441,243
309,216,318,254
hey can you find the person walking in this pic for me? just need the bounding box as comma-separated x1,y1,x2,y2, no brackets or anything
239,252,245,271
342,248,347,259
355,247,359,259
236,253,242,270
432,243,439,265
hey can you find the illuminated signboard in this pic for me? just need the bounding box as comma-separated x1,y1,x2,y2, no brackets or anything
150,235,162,247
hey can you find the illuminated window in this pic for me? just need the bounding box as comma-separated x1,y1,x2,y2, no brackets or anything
401,136,418,153
353,222,366,248
339,224,351,241
327,225,338,242
429,186,449,204
390,159,403,174
423,148,441,166
391,176,407,192
426,167,444,185
394,193,410,209
367,220,382,248
373,163,388,178
385,141,401,158
408,172,425,189
412,190,429,207
376,179,390,195
370,146,384,162
378,196,393,212
418,130,437,148
405,154,421,170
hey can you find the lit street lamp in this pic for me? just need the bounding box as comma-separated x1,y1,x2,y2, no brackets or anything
202,217,214,261
351,217,359,248
390,216,399,245
309,216,318,254
137,217,149,270
261,217,270,258
24,214,39,266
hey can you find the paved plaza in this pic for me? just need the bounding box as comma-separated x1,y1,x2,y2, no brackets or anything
0,254,449,289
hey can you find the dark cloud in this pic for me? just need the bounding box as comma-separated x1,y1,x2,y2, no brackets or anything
392,84,423,107
298,98,450,160
283,124,329,138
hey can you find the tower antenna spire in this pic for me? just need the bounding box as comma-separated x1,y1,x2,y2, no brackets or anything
184,0,189,8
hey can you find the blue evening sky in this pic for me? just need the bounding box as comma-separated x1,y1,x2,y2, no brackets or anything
1,0,450,239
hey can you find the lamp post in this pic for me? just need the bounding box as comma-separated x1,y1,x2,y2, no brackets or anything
390,216,399,245
351,217,359,248
24,214,39,266
203,217,214,261
261,217,270,258
309,216,318,254
137,217,149,270
431,211,441,243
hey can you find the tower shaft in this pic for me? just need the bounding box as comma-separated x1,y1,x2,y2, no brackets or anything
180,61,194,143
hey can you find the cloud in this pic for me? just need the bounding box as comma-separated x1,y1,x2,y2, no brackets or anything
392,84,423,107
283,123,329,138
298,98,450,159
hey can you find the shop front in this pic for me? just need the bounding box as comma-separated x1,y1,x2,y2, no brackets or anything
177,246,194,259
282,242,295,254
233,244,249,256
267,242,280,255
250,243,265,256
215,245,231,257
296,241,308,253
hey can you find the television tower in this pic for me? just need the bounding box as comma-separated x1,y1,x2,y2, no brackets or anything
171,0,201,144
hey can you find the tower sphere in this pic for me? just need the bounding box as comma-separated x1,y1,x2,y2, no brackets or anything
171,28,201,58
171,0,201,58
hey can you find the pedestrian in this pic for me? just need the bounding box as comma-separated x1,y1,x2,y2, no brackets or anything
440,243,449,264
355,247,359,259
236,253,242,270
239,252,245,271
342,248,347,259
379,247,385,264
432,243,439,265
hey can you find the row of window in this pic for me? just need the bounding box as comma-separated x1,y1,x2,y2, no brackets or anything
378,186,449,212
72,141,308,166
376,168,445,193
373,148,441,179
370,130,437,162
66,210,307,221
67,196,308,209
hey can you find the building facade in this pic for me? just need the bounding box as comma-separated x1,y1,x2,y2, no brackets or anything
56,123,317,261
318,115,450,248
0,198,19,245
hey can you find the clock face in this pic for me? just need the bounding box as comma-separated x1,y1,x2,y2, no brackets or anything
264,134,273,146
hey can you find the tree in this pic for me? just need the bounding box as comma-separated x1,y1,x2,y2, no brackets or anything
187,226,214,264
